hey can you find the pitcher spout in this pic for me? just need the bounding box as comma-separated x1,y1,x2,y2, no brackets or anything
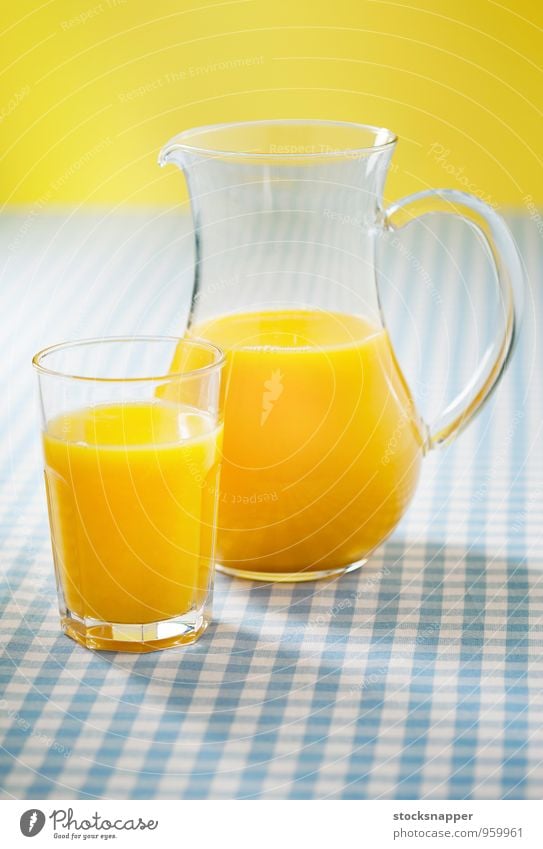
158,142,183,168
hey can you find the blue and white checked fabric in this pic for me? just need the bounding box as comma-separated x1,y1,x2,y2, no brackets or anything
0,210,541,800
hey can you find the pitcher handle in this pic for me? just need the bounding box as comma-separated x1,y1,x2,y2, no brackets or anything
382,189,525,449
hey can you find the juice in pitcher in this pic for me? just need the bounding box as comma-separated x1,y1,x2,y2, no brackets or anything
180,309,424,580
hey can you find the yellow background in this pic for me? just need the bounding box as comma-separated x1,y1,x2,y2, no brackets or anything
1,0,541,207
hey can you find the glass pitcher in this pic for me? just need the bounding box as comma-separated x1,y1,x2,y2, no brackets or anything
159,120,523,582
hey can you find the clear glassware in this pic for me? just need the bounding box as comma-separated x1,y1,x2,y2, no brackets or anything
33,337,225,651
159,119,524,582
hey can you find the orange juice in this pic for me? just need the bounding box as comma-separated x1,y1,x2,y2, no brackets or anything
43,402,222,640
185,309,424,578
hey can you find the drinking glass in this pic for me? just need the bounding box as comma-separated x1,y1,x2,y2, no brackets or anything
33,336,225,651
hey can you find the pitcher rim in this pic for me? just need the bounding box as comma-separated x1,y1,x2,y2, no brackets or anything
159,119,398,161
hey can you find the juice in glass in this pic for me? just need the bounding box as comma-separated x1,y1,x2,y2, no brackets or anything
43,401,222,649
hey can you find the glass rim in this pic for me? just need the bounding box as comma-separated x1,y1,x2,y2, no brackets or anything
32,335,226,383
160,118,398,161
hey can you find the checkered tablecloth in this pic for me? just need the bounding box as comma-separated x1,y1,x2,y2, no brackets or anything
0,209,541,800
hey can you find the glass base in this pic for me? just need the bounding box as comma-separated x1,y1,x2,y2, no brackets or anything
216,557,367,583
61,605,210,652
